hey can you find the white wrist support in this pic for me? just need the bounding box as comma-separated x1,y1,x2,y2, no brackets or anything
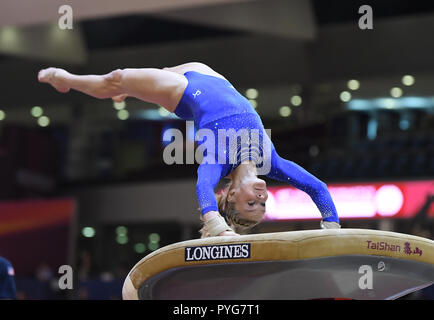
204,214,234,237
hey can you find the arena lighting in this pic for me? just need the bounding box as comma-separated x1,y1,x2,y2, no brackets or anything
0,110,5,121
117,234,128,245
348,97,433,110
148,242,160,251
263,180,434,221
390,87,403,98
383,98,396,109
113,100,126,110
134,243,146,254
245,88,258,100
147,233,160,251
116,226,128,236
367,118,378,140
37,116,50,127
279,106,291,117
339,91,351,102
290,95,302,106
82,227,95,238
399,119,410,130
117,109,129,120
347,79,360,90
402,75,415,86
31,106,43,117
399,97,429,108
149,233,160,243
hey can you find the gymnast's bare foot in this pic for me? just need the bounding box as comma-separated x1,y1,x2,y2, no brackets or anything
38,67,71,93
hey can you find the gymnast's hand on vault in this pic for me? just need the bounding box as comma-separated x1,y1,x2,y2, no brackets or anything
202,211,241,237
320,221,341,229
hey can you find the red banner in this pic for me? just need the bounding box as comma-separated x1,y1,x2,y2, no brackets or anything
0,198,76,276
264,180,434,221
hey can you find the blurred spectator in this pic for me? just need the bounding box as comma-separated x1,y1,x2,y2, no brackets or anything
16,290,27,300
78,287,89,300
114,265,128,279
78,251,93,281
0,257,17,299
35,262,53,282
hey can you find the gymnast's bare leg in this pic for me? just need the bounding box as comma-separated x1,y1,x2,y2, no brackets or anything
38,67,187,111
37,63,238,237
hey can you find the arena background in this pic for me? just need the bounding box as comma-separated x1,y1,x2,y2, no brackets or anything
0,0,433,299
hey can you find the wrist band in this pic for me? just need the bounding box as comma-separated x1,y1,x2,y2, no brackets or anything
202,214,234,237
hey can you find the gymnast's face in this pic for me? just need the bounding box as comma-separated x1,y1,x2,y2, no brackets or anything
228,177,268,224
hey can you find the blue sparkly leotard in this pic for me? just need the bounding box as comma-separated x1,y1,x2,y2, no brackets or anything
174,71,339,223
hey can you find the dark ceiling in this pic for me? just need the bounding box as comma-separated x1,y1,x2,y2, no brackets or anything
312,0,434,25
0,0,432,58
80,15,246,51
75,0,434,51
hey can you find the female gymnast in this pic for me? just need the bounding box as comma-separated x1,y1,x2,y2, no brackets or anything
38,62,341,237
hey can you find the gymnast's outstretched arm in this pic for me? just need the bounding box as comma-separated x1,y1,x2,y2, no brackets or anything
37,67,188,112
266,148,340,228
196,163,239,237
